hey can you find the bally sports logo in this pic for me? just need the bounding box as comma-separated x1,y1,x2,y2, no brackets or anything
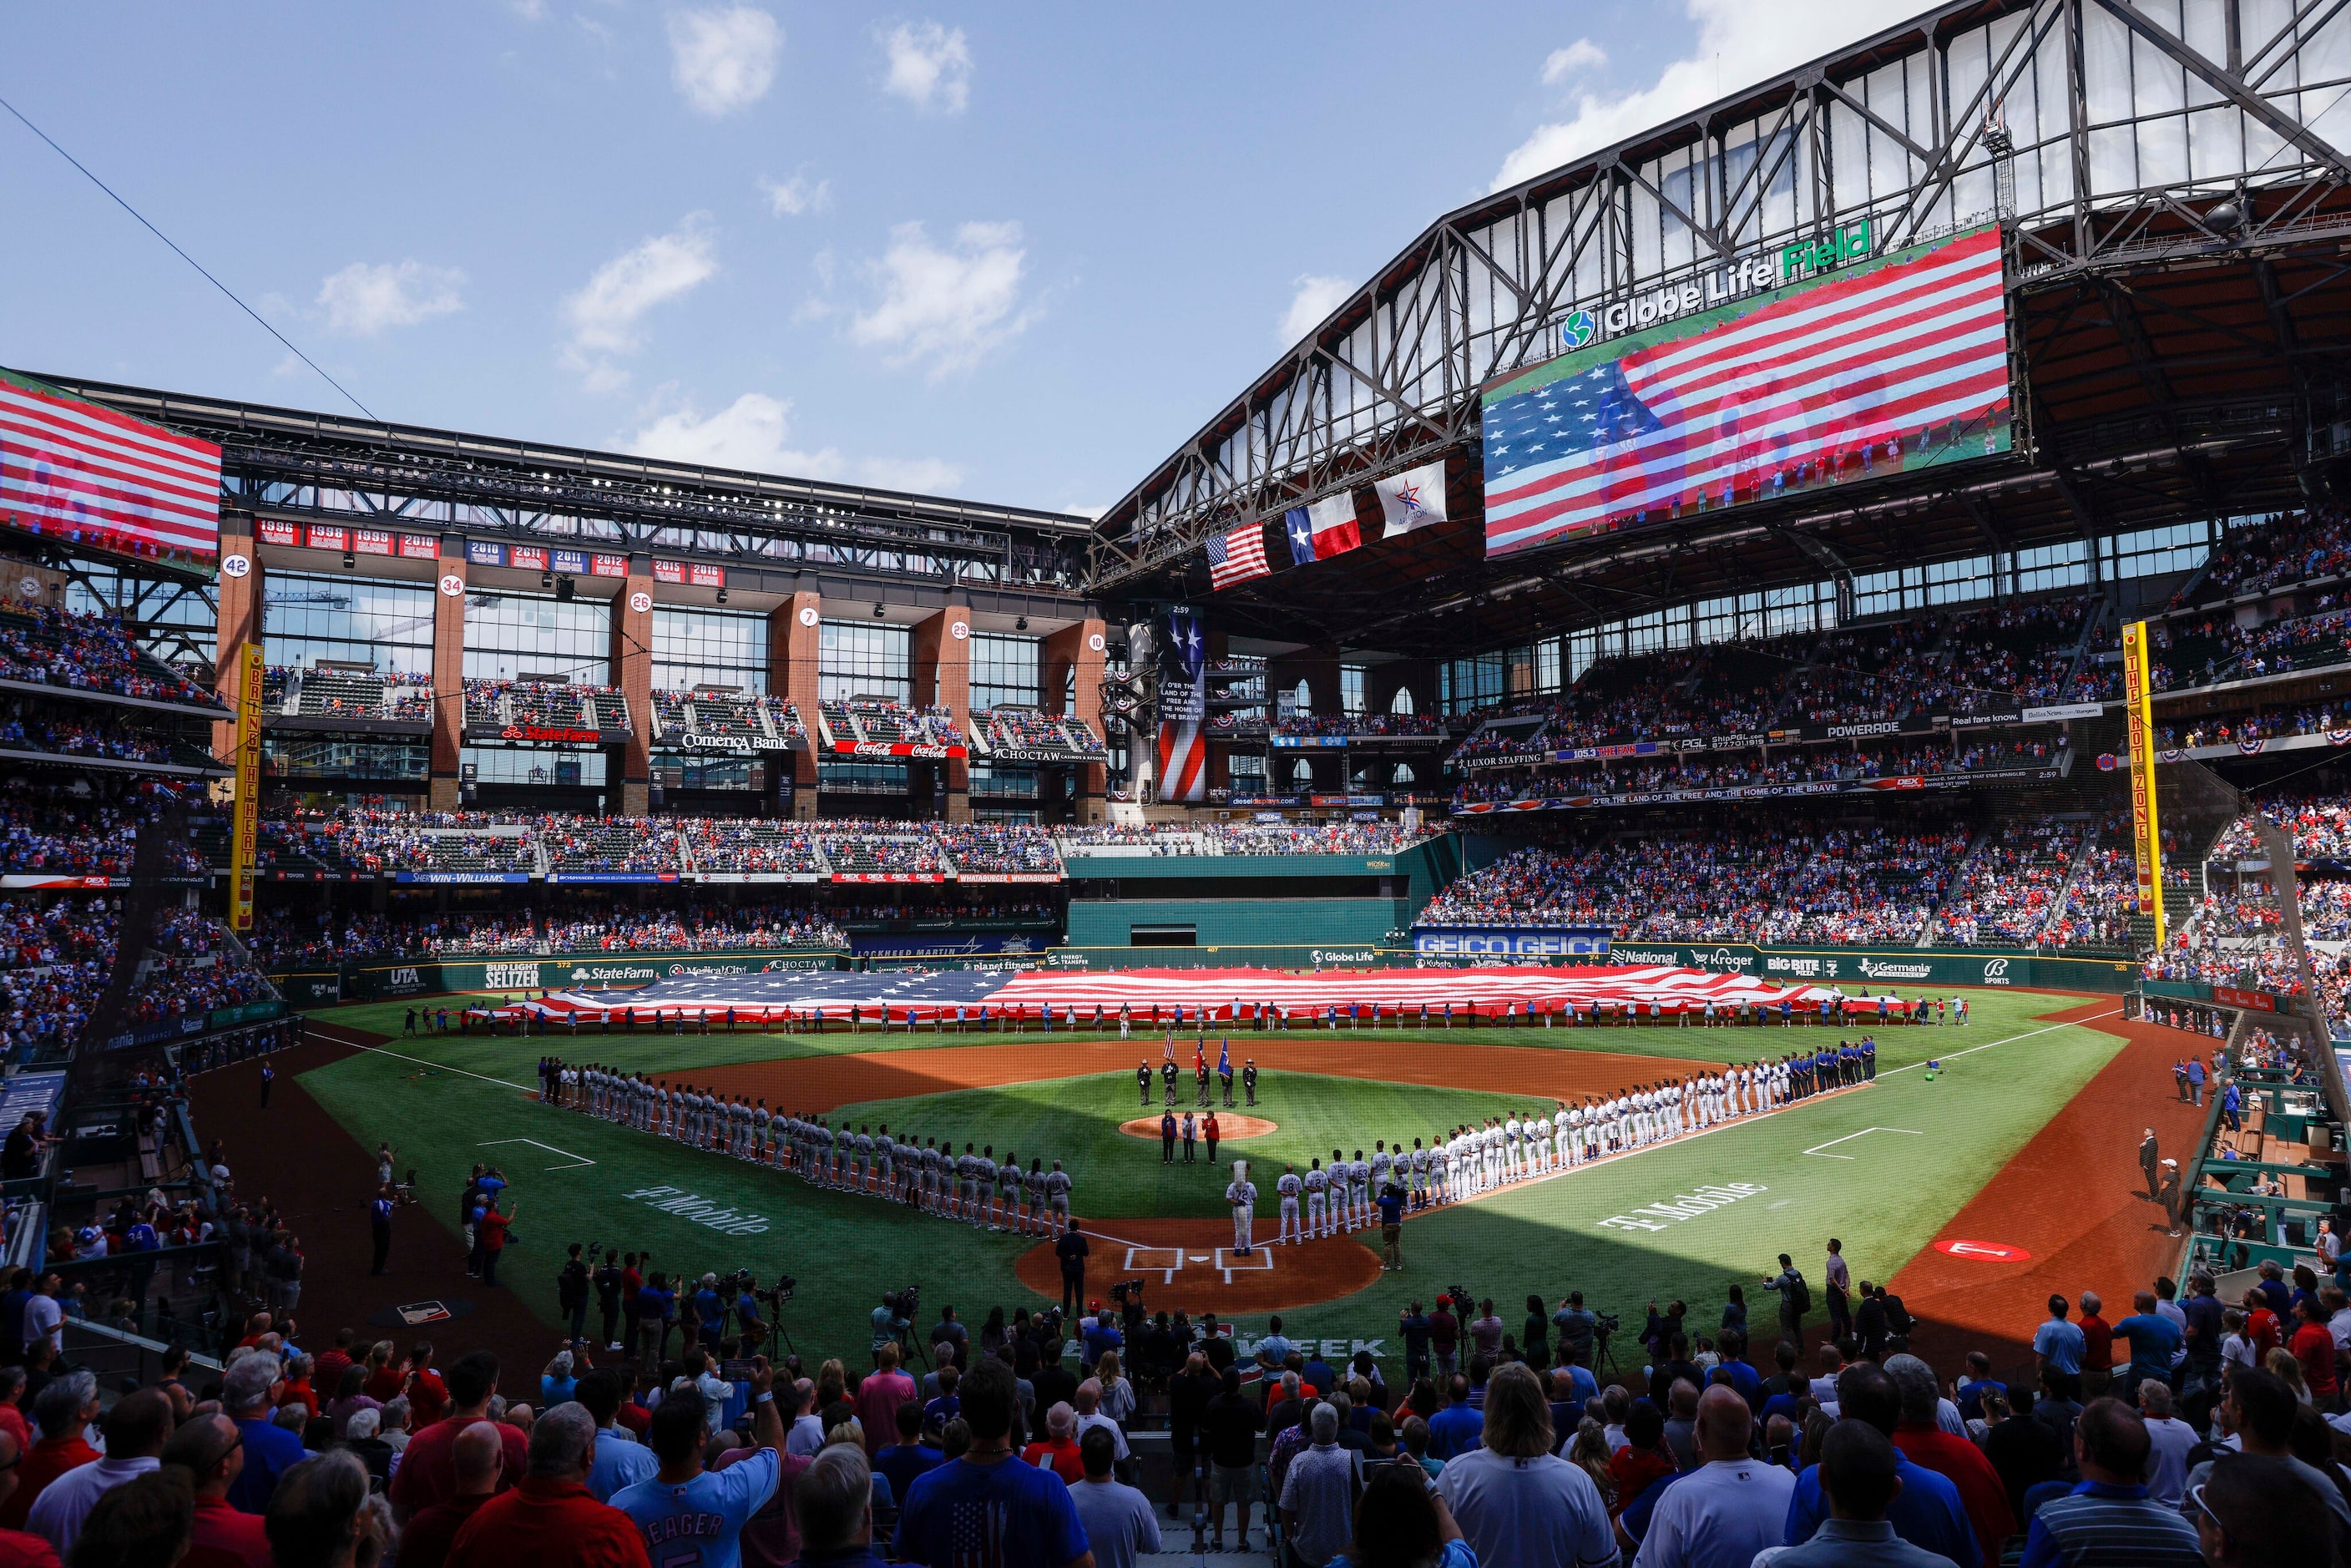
1981,958,2012,985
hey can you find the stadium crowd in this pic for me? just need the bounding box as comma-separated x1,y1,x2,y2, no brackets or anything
0,604,220,710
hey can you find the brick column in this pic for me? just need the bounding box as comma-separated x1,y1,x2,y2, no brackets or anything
1205,628,1231,797
770,590,823,821
428,545,468,810
212,522,263,764
611,559,655,817
1043,617,1107,821
912,604,972,821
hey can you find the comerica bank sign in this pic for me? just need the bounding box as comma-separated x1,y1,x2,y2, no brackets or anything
1558,222,1875,352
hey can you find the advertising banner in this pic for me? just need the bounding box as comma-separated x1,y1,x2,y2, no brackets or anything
1413,926,1612,959
1454,766,2056,814
2121,620,2166,947
231,643,263,930
336,947,848,999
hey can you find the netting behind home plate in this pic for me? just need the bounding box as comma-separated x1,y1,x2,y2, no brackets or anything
2153,756,2349,1125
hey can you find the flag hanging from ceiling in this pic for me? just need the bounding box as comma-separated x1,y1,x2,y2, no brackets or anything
1373,460,1449,538
1282,493,1362,566
1155,606,1208,802
1205,523,1270,589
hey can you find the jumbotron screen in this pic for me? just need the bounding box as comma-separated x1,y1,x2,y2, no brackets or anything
0,367,222,575
1481,225,2011,558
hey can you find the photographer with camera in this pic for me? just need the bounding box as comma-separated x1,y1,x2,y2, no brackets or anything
555,1245,591,1346
869,1292,912,1371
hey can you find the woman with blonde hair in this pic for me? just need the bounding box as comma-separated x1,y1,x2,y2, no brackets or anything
824,1418,899,1509
2265,1343,2313,1404
1564,1417,1615,1514
1096,1349,1136,1425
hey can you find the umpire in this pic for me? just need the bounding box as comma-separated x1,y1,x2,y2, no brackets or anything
1055,1220,1091,1314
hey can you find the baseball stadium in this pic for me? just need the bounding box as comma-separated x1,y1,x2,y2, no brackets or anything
3,1,2350,1562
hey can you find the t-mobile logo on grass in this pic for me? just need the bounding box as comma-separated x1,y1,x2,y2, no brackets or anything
622,1185,771,1236
1595,1181,1768,1233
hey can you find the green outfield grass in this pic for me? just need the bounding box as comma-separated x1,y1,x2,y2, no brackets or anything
291,985,2121,1368
827,1073,1537,1219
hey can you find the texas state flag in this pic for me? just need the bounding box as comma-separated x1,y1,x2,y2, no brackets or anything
1283,493,1362,566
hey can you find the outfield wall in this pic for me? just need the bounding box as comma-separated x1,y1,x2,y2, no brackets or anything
274,947,849,1005
1064,896,1413,951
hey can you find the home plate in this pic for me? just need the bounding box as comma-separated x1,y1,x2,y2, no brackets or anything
1190,1255,1211,1263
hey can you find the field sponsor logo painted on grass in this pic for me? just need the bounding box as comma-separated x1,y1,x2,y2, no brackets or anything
621,1185,772,1235
1596,1181,1769,1233
1933,1238,2030,1262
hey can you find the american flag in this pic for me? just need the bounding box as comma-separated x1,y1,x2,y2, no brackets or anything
1206,523,1270,589
0,369,222,568
1484,226,2009,557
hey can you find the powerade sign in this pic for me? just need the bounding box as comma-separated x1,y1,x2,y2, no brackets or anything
1413,926,1612,959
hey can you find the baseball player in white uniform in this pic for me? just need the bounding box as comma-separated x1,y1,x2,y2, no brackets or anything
1226,1162,1256,1252
1304,1159,1330,1237
1276,1163,1304,1242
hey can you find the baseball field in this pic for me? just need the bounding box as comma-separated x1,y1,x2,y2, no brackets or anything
193,982,2204,1381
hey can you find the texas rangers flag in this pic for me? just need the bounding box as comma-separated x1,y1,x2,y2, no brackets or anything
1282,493,1362,566
1373,460,1448,538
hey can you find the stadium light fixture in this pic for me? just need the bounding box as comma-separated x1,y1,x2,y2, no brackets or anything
541,570,555,589
341,549,355,569
873,600,887,618
1016,615,1029,631
715,588,729,604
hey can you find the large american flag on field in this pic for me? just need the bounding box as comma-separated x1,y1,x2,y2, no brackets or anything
1484,226,2009,557
1205,522,1270,589
0,369,221,569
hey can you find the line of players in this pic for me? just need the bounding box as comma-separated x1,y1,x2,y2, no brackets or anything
538,1056,1077,1237
1262,1050,1869,1243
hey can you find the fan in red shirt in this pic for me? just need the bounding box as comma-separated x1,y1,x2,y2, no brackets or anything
1020,1404,1085,1483
445,1404,647,1568
392,1353,529,1524
312,1331,357,1404
2291,1299,2339,1401
361,1344,409,1404
161,1413,271,1568
0,1375,98,1533
1887,1355,2014,1568
0,1429,56,1568
2075,1294,2115,1397
2242,1291,2284,1356
407,1346,450,1429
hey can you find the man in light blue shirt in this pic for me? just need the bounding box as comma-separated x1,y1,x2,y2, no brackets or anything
579,1369,657,1502
1253,1316,1294,1376
614,1359,786,1568
2033,1295,2086,1399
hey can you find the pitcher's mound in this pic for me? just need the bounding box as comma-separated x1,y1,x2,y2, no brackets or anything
1120,1114,1277,1140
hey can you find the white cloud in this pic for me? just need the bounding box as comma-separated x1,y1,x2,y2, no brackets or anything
669,5,783,117
1278,274,1352,346
505,0,549,20
1494,0,1920,190
316,260,466,336
560,217,720,390
849,220,1035,378
626,391,963,492
879,21,973,113
759,173,832,217
1540,38,1606,83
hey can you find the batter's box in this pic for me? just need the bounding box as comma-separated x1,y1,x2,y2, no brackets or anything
1216,1247,1273,1281
1125,1247,1184,1281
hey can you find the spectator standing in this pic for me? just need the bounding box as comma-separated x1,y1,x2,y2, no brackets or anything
24,1387,169,1559
262,1450,392,1568
1783,1363,1977,1567
794,1446,890,1568
1426,1376,1482,1462
2015,1398,2201,1567
1884,1355,2012,1568
447,1404,649,1568
1201,1368,1263,1550
577,1372,657,1505
1069,1427,1160,1568
1437,1364,1612,1568
854,1344,917,1459
401,1421,505,1568
2075,1294,2114,1401
1,1374,96,1531
2136,1382,2195,1507
161,1412,271,1568
1771,1423,1952,1568
2032,1297,2085,1401
613,1358,786,1565
893,1358,1093,1568
391,1352,530,1522
1633,1384,1792,1568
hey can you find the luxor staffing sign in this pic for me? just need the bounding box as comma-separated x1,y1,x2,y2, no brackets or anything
2120,620,2166,948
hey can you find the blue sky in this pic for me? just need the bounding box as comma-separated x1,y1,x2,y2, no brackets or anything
0,2,1919,517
